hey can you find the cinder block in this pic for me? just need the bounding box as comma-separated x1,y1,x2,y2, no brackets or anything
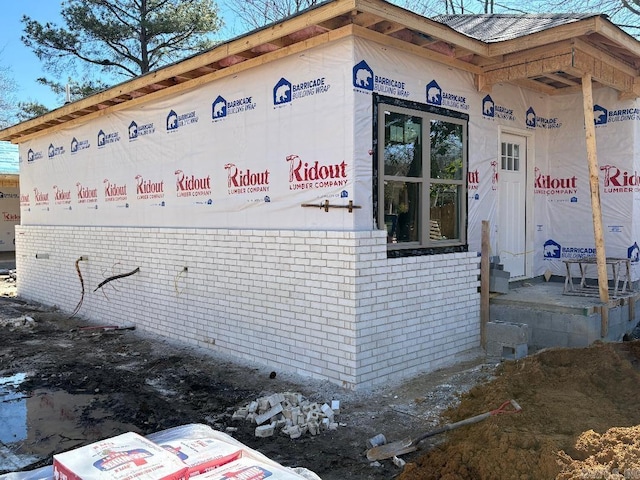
486,321,530,344
502,344,528,360
489,269,510,293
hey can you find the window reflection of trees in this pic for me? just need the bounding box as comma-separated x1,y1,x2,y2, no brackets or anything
382,109,465,245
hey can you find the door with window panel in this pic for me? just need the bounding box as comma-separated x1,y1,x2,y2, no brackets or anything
498,133,527,278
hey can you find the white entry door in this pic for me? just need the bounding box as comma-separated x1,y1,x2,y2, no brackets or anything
498,133,528,278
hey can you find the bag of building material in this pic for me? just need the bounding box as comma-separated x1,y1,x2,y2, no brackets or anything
52,431,188,480
148,424,320,480
191,457,309,480
146,424,242,475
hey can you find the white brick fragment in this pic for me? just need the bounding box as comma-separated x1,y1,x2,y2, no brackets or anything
255,424,275,437
255,403,283,425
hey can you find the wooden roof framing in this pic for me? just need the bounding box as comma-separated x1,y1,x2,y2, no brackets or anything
2,0,640,143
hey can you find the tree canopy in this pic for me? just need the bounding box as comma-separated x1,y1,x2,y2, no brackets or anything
22,0,223,80
223,0,323,30
225,0,639,38
0,56,17,129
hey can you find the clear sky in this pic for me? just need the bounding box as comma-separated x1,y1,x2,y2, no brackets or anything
1,1,63,109
0,1,239,111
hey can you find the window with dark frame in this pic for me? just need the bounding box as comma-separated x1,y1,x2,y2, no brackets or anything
373,95,468,256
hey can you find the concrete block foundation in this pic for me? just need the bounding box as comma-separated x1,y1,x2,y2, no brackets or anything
489,281,640,352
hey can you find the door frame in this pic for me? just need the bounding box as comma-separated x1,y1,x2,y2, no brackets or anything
497,126,535,280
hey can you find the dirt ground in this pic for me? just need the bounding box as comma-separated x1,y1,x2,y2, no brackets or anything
2,274,640,480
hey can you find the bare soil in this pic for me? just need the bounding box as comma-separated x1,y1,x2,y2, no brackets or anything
2,276,640,480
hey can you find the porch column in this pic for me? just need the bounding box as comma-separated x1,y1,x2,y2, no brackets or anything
581,73,609,305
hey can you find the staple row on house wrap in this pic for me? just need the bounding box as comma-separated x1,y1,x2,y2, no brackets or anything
232,392,341,439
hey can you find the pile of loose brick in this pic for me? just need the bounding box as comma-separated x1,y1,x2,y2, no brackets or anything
232,392,341,439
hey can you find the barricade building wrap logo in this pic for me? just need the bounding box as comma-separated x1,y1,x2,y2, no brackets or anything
534,167,578,200
481,95,515,122
352,60,410,97
53,185,72,206
0,192,19,199
93,449,152,471
224,163,270,195
70,137,90,154
174,169,211,198
27,148,43,163
273,76,331,107
97,129,121,148
128,120,155,141
593,104,640,126
212,96,227,119
20,193,30,207
273,78,291,105
76,182,98,204
525,106,561,129
544,239,595,260
286,154,348,191
212,95,256,121
2,212,19,222
166,109,199,132
104,178,128,203
543,239,561,259
594,105,608,126
600,164,640,193
353,61,373,91
135,175,165,201
426,80,469,111
48,143,65,159
525,107,536,128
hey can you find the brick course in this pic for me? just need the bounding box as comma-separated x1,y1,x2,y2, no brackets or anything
16,226,480,389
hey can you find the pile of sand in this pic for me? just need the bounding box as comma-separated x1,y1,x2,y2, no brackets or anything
398,341,640,480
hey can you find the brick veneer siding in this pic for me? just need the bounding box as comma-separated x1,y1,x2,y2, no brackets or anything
16,226,480,389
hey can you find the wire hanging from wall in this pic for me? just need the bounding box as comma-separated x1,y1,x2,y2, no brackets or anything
93,267,140,292
69,257,85,319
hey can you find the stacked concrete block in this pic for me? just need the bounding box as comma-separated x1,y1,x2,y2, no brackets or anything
488,256,510,294
485,321,529,360
232,391,341,439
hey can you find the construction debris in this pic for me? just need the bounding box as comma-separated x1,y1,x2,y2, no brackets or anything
0,315,34,329
232,392,342,439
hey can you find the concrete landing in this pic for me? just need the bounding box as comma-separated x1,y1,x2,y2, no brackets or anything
489,280,639,351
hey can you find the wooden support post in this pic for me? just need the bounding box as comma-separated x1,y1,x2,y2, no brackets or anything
480,220,490,348
601,305,609,338
581,73,609,310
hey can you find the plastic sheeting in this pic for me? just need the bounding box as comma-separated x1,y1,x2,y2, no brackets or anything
19,38,361,231
353,37,640,280
17,34,640,280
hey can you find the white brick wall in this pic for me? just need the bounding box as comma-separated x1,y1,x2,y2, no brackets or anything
16,226,480,389
353,231,481,387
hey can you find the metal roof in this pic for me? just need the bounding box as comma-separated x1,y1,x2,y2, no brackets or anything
433,13,599,42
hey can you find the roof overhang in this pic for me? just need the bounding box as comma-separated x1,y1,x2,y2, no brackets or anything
2,0,639,143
